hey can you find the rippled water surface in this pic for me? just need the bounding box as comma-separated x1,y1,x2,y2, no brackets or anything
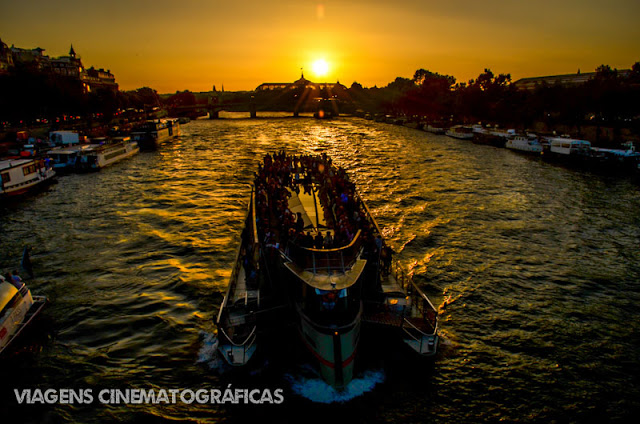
2,115,640,423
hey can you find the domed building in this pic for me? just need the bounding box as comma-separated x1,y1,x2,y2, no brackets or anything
256,71,346,92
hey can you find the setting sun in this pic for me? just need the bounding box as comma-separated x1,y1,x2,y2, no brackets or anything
312,59,330,78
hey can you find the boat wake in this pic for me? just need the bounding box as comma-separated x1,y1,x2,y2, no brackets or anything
285,367,385,403
197,331,222,370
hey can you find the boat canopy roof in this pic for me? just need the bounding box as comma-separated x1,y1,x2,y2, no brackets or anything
0,159,33,170
48,145,93,155
0,282,18,311
547,137,591,146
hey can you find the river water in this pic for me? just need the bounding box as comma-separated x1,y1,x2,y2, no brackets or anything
1,114,640,423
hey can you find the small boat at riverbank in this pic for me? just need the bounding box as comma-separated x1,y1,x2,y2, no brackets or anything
215,152,439,390
586,143,640,173
131,119,181,150
506,134,543,154
47,144,94,173
473,128,515,148
424,124,446,135
0,275,47,355
543,137,591,162
446,125,474,140
0,158,56,198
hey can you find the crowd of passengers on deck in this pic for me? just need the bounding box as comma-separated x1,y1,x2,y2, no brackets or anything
253,151,376,253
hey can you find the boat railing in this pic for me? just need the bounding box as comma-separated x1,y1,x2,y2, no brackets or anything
218,325,257,365
250,185,260,264
392,261,439,332
355,192,382,236
216,187,257,326
218,324,257,349
401,317,435,354
287,230,363,274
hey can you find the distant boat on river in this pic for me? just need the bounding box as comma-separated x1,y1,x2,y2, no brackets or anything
446,125,474,140
131,119,181,150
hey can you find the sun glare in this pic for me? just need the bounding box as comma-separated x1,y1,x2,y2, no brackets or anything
312,59,329,78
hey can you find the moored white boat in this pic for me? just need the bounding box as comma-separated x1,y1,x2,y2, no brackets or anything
76,137,139,171
536,136,592,168
131,119,181,150
0,275,47,354
425,125,446,135
446,125,474,140
506,134,543,154
544,137,591,158
47,144,94,173
587,142,640,172
473,128,515,148
0,158,56,198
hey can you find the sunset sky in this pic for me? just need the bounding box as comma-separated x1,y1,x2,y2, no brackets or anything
1,0,639,93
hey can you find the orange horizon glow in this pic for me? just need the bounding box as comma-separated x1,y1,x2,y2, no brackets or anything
1,1,639,93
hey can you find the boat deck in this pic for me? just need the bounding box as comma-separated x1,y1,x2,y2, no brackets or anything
231,267,259,305
362,309,403,327
287,186,328,230
362,273,406,327
362,272,437,334
380,271,403,294
404,335,438,355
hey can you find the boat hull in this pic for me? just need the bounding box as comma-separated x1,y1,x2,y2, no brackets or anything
298,306,361,389
0,284,47,355
77,142,139,171
0,166,55,198
506,139,543,154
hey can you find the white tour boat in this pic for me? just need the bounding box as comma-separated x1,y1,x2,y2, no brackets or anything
131,119,181,150
76,137,139,171
216,153,439,390
0,158,56,198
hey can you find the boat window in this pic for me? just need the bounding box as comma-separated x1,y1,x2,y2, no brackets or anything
1,172,10,183
22,164,37,175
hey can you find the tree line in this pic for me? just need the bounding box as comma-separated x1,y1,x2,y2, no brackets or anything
346,63,640,132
